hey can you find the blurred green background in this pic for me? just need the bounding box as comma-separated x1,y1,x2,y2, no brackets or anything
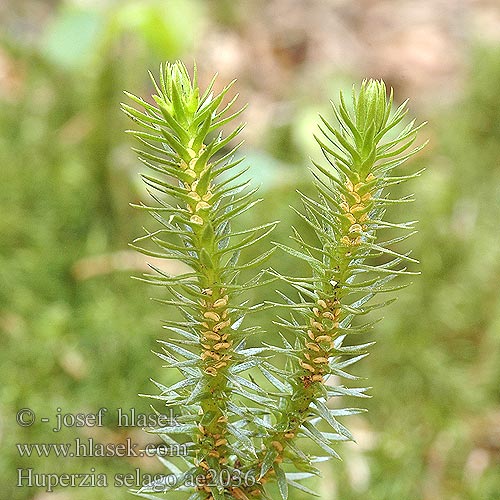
1,1,499,499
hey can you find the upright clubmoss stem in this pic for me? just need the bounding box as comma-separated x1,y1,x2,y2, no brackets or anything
239,80,424,498
263,173,376,461
124,62,257,500
181,149,236,489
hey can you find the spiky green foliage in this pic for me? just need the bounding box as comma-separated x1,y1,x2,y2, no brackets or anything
124,66,425,500
123,62,277,500
237,80,426,499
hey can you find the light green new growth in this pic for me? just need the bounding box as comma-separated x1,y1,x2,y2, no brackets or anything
123,62,425,500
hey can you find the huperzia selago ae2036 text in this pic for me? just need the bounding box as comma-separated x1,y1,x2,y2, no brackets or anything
122,62,426,500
